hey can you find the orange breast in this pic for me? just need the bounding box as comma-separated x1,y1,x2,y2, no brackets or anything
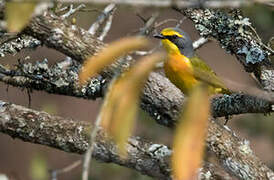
164,54,198,95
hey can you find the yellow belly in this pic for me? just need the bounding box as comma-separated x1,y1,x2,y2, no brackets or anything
164,54,230,95
164,54,198,95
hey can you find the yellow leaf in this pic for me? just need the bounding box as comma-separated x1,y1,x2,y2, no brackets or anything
78,37,149,85
6,2,37,32
172,84,210,180
99,53,165,156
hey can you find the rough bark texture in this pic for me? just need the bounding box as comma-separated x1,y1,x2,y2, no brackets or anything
0,11,271,118
183,9,272,72
182,9,274,91
207,120,274,180
0,56,272,124
0,7,273,180
24,12,103,63
0,35,41,57
0,100,234,180
0,100,171,179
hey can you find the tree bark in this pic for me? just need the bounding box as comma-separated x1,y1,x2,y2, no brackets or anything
0,7,273,180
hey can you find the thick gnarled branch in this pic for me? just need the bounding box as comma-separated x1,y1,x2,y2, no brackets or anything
0,7,273,180
0,100,171,179
182,9,273,71
0,35,41,57
0,100,235,180
0,59,272,119
15,10,274,179
181,9,274,91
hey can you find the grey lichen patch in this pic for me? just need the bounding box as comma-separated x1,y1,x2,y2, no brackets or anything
198,168,212,180
29,130,35,137
36,59,49,70
266,171,274,180
1,57,104,100
211,93,272,118
77,125,84,134
47,28,64,44
0,100,7,112
238,140,252,155
80,75,104,98
0,109,10,125
134,157,145,170
153,112,161,121
0,100,90,154
148,144,172,158
54,78,69,88
17,118,27,128
238,46,265,64
224,157,255,180
39,122,45,129
0,35,41,57
184,9,271,72
55,134,70,151
260,69,274,91
204,171,212,179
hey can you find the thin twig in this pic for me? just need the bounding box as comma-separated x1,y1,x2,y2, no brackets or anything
97,6,116,41
138,12,159,36
82,78,116,180
51,160,82,180
81,116,102,180
27,88,32,108
193,37,209,50
88,3,116,35
61,4,86,19
132,13,160,55
136,13,148,23
248,25,274,55
134,45,160,56
154,19,179,28
55,5,69,14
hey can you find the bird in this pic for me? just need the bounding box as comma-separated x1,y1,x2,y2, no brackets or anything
154,27,230,95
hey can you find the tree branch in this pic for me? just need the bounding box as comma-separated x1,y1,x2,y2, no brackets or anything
0,59,272,118
0,99,234,180
53,0,274,8
0,34,41,57
5,10,273,118
0,9,273,180
88,3,116,39
180,8,274,91
0,100,170,179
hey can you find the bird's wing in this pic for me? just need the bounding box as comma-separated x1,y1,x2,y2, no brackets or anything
190,56,229,91
189,56,216,75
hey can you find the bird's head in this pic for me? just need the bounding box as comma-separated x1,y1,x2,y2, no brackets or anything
154,27,194,58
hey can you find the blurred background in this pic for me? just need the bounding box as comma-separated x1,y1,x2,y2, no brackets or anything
0,3,273,180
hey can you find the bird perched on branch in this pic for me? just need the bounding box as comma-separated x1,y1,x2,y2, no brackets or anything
154,27,230,95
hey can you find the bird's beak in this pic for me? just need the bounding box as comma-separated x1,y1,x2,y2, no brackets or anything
153,33,165,39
